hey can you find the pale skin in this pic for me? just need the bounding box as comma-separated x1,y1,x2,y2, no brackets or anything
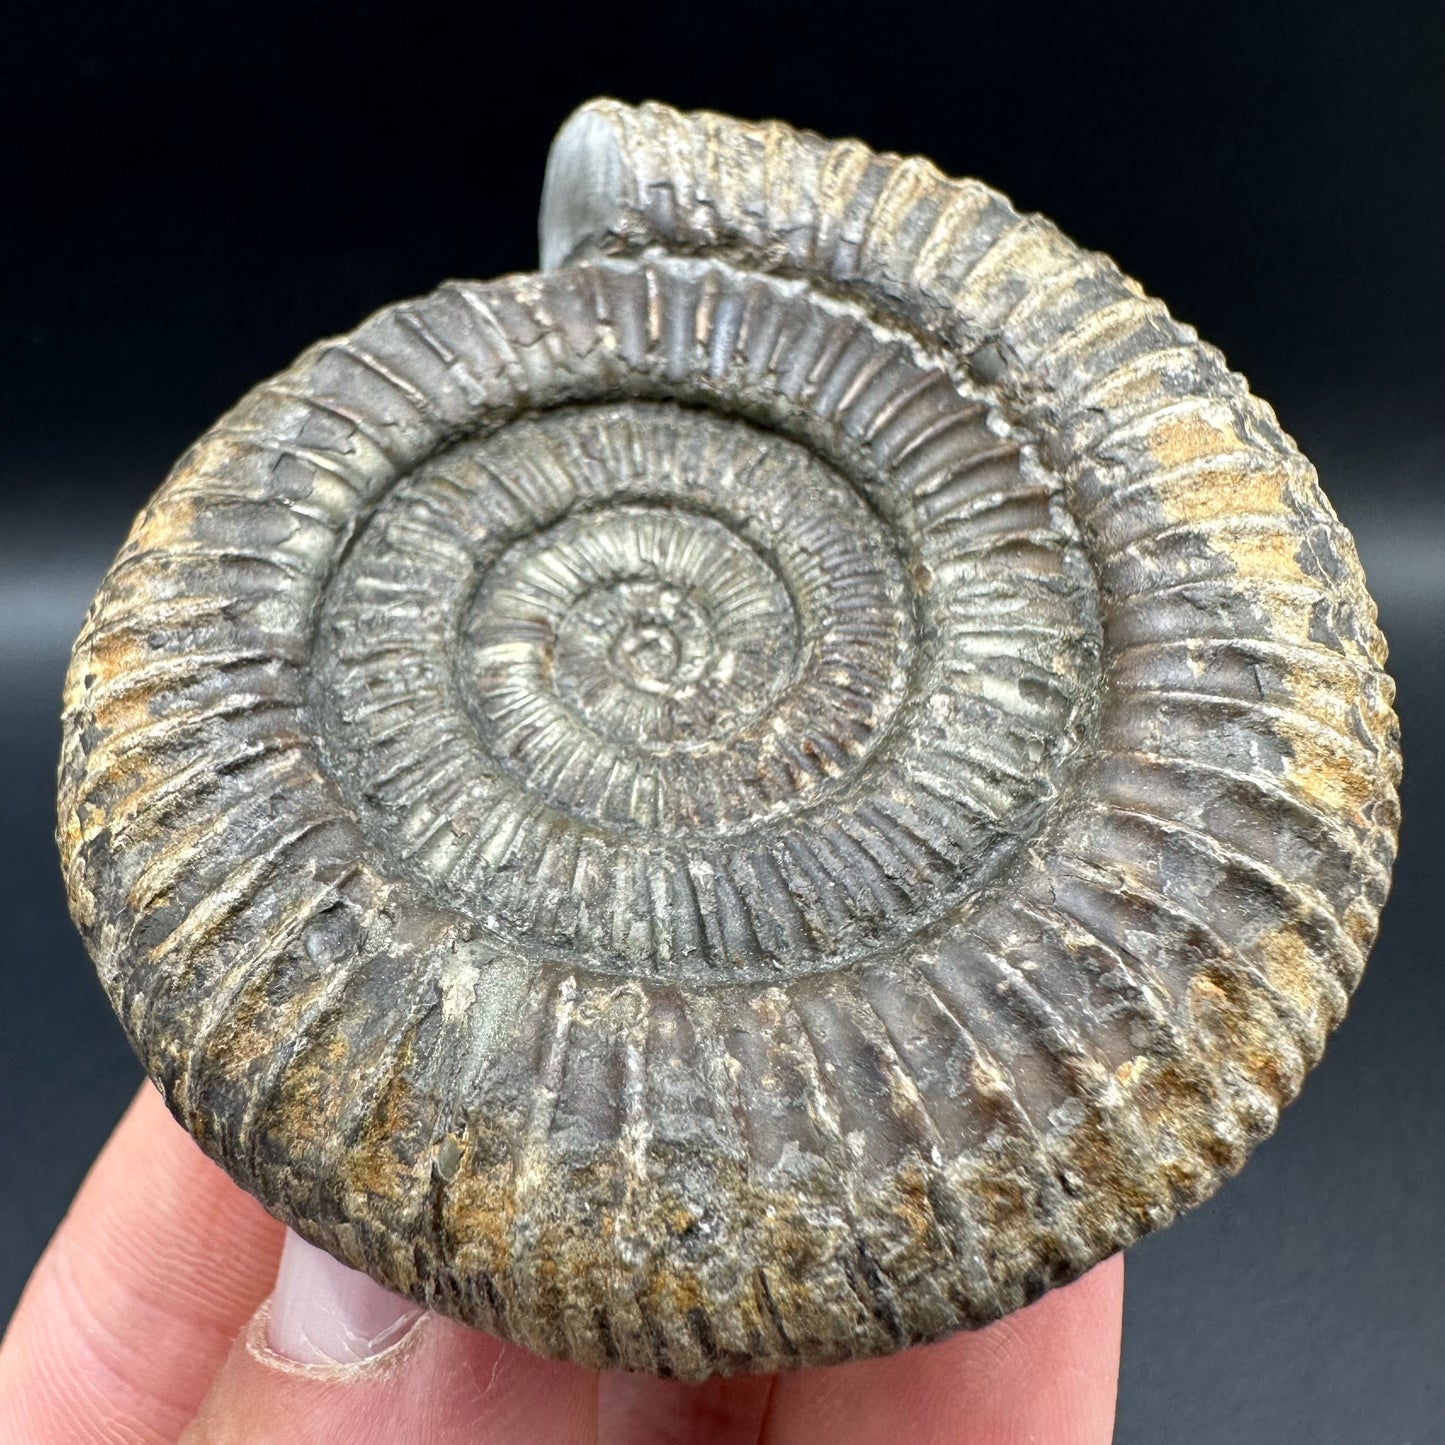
0,1084,1123,1444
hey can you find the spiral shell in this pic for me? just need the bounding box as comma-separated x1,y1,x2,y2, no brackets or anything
58,99,1400,1376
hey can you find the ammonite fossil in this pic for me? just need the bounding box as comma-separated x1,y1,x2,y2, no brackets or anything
58,98,1401,1377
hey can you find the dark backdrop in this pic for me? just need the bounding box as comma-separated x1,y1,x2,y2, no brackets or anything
2,3,1441,1440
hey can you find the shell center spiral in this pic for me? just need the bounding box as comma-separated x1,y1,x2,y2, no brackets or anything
464,506,801,775
312,381,1096,982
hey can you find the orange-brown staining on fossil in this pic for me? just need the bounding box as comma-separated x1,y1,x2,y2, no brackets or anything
1113,1056,1145,1089
1151,461,1293,526
1113,1049,1248,1184
1183,965,1313,1106
265,1029,356,1160
1145,411,1252,474
1252,923,1331,1021
72,627,163,758
1212,524,1317,590
439,1153,519,1308
326,1061,455,1303
1273,710,1384,821
1144,416,1313,583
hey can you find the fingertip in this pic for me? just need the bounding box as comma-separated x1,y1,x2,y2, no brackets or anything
761,1255,1125,1445
265,1232,422,1367
184,1244,598,1445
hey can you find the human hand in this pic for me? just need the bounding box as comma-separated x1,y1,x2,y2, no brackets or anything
0,1084,1122,1443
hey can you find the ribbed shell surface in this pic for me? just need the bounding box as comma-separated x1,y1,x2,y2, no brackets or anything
58,99,1400,1377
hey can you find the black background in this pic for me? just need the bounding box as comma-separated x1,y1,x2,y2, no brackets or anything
2,3,1441,1440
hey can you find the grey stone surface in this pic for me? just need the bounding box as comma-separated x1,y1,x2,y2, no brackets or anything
58,100,1399,1378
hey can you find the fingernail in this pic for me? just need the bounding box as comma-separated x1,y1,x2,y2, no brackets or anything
266,1230,423,1365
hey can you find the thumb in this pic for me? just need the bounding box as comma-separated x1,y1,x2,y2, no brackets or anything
181,1231,596,1445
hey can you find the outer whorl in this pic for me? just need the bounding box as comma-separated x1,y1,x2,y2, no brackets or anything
58,99,1401,1377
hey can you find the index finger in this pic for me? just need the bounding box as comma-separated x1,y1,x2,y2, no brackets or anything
0,1082,286,1444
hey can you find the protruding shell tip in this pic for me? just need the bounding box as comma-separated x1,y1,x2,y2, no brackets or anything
540,98,627,271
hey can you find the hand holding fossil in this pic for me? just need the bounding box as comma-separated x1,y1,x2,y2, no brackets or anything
0,1082,1123,1444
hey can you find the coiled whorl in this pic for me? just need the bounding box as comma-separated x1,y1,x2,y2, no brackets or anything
58,98,1400,1376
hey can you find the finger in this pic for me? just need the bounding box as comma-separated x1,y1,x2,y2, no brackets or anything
0,1082,285,1445
181,1231,598,1445
596,1369,774,1445
761,1254,1124,1445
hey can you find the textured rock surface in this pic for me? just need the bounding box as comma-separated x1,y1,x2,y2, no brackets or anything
58,99,1400,1377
